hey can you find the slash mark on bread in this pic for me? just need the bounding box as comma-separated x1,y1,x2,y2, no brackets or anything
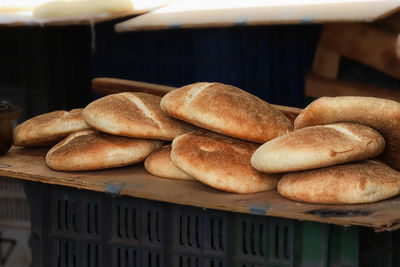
325,124,362,142
123,93,162,129
185,83,211,106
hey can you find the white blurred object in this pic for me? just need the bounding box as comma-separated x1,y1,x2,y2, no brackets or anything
0,0,51,12
33,0,134,19
154,0,388,13
115,0,400,32
0,0,170,25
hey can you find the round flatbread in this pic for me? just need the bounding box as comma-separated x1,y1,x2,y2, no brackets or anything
14,108,89,147
160,82,293,143
278,160,400,204
46,129,163,171
83,92,197,141
144,145,194,180
294,96,400,171
251,123,385,173
171,130,281,193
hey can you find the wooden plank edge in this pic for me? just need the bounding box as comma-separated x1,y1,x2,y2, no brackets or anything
305,73,400,102
375,6,400,21
376,9,400,32
271,104,302,114
92,77,176,97
1,167,398,231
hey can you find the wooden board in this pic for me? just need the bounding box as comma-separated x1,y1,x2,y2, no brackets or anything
92,77,176,97
2,147,400,232
312,45,341,79
305,74,400,101
320,23,400,79
115,0,400,32
377,9,400,32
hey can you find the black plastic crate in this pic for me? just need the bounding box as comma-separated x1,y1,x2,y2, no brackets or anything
23,181,399,267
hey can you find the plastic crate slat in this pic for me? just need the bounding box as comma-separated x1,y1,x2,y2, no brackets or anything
143,250,162,267
71,201,77,233
87,203,93,234
68,241,75,267
66,199,70,232
242,220,250,256
179,213,186,247
259,222,265,257
194,215,200,249
142,205,163,245
178,255,202,267
57,199,65,231
205,258,225,267
156,210,161,243
125,206,132,239
187,214,194,247
115,247,138,267
119,205,124,239
57,240,63,267
147,210,153,243
132,207,138,240
22,182,368,267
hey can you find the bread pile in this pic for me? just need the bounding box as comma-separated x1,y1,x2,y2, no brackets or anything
14,92,196,171
12,82,291,194
251,96,400,204
12,83,400,204
160,82,291,193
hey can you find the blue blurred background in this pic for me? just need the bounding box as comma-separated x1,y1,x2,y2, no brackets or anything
0,16,321,121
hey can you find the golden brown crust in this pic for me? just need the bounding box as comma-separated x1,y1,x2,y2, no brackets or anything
171,130,281,193
278,160,400,204
161,82,293,143
251,123,385,173
46,129,163,171
144,145,194,180
13,109,89,147
83,92,197,140
294,96,400,171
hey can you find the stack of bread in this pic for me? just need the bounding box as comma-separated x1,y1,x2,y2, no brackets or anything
251,96,400,204
13,92,197,171
157,82,293,193
12,82,400,204
12,82,292,194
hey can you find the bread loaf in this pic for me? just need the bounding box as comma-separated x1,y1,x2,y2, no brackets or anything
160,82,293,143
46,129,162,171
83,92,197,141
14,108,89,147
251,123,385,173
294,96,400,171
144,145,194,180
278,160,400,204
171,130,281,193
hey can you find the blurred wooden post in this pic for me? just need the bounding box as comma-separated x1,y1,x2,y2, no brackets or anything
305,12,400,101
